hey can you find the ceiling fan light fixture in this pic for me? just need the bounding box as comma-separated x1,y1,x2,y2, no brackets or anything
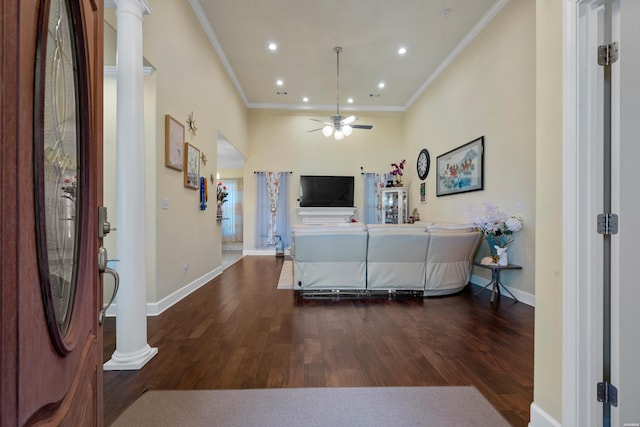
308,47,373,138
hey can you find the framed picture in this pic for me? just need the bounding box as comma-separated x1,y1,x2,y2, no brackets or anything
420,182,427,203
436,136,484,197
165,114,184,171
184,142,200,190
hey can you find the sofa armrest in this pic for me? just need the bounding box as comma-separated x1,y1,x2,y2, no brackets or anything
424,231,482,295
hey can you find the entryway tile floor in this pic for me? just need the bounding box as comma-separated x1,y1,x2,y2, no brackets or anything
222,242,243,269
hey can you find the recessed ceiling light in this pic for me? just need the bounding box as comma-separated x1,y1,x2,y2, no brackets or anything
398,47,407,55
347,98,354,103
276,79,284,86
378,82,385,89
302,97,309,102
268,42,277,51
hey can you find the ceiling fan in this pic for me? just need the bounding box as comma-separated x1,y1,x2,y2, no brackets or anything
309,47,373,140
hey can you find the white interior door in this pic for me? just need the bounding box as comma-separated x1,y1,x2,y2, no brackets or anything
564,1,607,424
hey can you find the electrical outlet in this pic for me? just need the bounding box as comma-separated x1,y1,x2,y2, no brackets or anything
515,202,523,213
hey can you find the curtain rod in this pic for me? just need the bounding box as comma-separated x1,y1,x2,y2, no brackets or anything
253,171,293,174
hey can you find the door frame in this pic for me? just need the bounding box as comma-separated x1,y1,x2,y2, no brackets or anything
562,0,633,425
563,0,607,425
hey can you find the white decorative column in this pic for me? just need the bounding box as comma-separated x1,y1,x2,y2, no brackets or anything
104,0,157,371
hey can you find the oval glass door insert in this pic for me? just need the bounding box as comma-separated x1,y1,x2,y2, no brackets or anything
34,0,85,352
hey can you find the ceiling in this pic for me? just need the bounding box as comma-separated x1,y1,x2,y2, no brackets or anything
190,0,504,112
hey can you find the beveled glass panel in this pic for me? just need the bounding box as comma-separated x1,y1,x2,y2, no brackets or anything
41,0,80,336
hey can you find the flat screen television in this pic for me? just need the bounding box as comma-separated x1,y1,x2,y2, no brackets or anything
299,175,354,207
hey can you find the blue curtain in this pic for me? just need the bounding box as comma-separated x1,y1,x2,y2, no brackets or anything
363,172,386,224
220,178,243,243
255,172,290,248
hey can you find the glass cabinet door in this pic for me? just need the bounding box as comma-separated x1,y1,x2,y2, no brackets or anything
381,189,407,224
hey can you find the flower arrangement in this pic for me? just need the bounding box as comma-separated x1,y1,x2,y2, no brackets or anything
62,175,77,199
216,182,228,205
467,203,523,249
389,159,406,186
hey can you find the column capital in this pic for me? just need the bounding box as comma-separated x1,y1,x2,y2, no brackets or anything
105,0,151,16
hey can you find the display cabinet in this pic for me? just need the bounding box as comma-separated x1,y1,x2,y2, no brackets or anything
380,188,408,224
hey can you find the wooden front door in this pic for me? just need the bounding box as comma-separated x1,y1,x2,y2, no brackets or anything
1,0,104,425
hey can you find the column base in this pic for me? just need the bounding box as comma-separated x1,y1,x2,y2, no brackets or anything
103,344,158,371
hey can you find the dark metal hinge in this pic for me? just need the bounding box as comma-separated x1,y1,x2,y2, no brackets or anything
598,42,619,66
597,213,618,235
597,382,618,407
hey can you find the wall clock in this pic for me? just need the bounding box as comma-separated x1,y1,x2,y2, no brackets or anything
417,148,430,180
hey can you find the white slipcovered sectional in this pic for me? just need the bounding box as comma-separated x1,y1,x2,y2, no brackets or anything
290,222,482,296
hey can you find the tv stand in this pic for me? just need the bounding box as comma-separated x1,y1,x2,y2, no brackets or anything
297,207,357,224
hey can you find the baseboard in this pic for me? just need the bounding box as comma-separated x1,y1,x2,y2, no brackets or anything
470,273,535,307
104,266,224,317
528,402,562,427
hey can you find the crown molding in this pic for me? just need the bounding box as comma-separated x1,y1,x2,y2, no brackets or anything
404,0,511,109
188,0,248,106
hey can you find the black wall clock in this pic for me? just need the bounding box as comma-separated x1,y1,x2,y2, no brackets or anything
417,148,430,180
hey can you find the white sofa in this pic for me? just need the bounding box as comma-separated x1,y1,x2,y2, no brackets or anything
366,224,430,291
290,223,368,291
290,222,482,296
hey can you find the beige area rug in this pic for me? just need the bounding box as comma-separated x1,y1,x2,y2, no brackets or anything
277,259,293,289
112,386,510,427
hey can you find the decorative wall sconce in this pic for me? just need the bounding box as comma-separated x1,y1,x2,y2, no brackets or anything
186,111,198,136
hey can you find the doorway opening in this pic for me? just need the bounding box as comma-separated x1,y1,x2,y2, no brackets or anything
217,131,245,269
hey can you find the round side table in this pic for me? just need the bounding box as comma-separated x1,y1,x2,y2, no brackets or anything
473,262,521,303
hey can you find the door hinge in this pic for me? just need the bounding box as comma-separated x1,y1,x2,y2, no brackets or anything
597,381,618,407
597,213,618,235
598,42,619,66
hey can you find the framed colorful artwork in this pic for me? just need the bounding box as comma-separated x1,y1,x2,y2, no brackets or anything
436,136,484,197
184,142,200,190
165,114,184,171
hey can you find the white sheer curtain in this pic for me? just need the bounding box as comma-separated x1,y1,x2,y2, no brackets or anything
220,178,243,243
363,172,387,224
255,172,290,248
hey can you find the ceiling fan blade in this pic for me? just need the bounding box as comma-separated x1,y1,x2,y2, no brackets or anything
310,118,332,125
351,124,373,130
308,128,323,133
341,115,357,125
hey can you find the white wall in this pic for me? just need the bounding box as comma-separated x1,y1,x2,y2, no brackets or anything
534,0,563,422
104,0,248,304
404,0,536,296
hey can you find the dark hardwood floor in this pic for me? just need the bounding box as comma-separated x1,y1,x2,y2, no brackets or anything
103,256,533,426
